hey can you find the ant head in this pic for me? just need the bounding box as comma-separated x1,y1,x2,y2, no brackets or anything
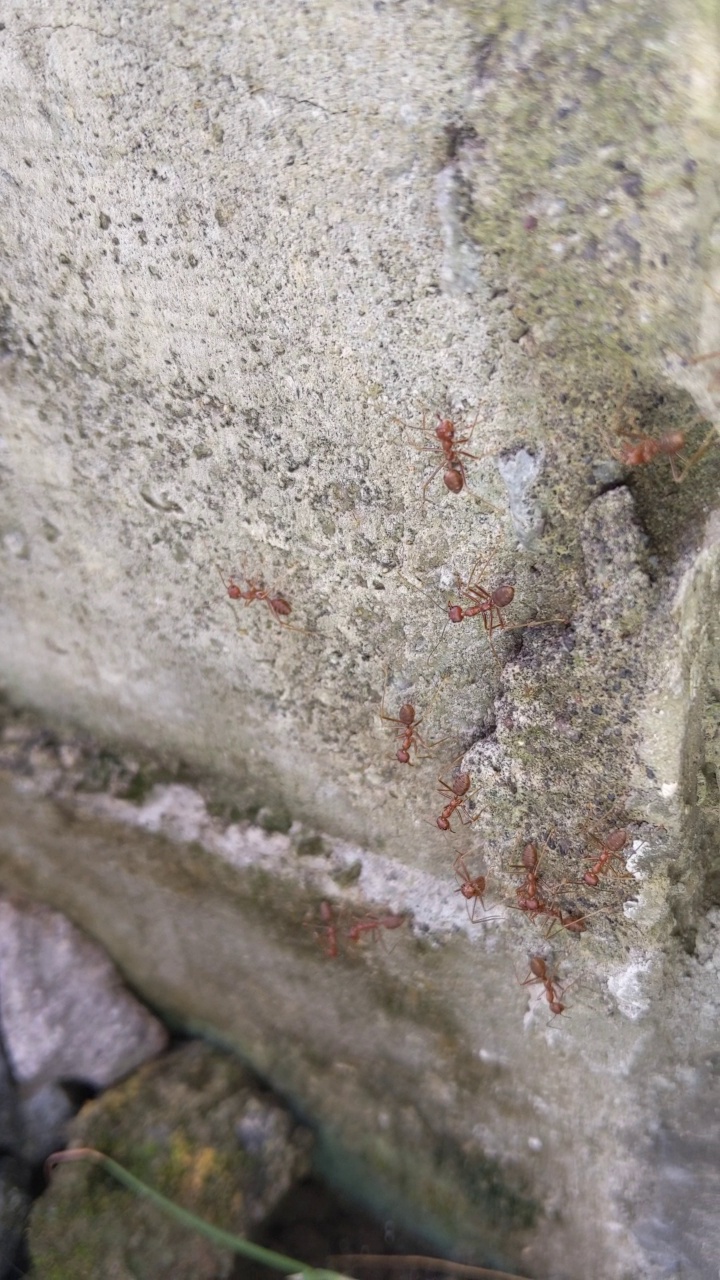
447,604,464,624
437,816,451,831
398,703,415,726
583,871,600,887
549,1001,565,1017
492,584,514,608
396,748,410,764
227,583,243,600
435,418,454,442
443,467,464,493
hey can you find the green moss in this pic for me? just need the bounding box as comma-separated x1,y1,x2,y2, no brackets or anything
452,0,707,391
122,768,157,804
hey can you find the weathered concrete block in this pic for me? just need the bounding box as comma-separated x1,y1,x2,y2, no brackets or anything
1,0,720,1276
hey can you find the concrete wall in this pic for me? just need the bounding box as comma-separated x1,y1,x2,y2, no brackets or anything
1,1,720,1276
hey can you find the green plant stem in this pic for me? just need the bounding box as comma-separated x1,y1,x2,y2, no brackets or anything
45,1147,352,1280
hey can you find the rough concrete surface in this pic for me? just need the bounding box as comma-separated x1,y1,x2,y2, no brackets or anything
1,0,720,1277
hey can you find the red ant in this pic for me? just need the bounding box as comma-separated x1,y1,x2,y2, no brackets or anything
555,909,587,934
347,913,406,947
542,903,588,936
311,901,340,959
435,772,476,832
512,841,547,918
511,840,587,934
378,673,447,765
606,375,716,482
446,555,568,645
216,565,311,633
582,825,629,887
520,956,571,1019
513,840,541,889
453,853,491,922
216,565,292,617
613,429,716,482
382,702,429,765
398,408,488,506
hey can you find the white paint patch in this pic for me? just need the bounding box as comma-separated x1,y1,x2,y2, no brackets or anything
625,841,649,877
607,958,653,1020
496,447,545,544
73,784,506,944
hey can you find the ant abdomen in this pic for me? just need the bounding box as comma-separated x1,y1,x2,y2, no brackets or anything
270,596,292,617
492,585,514,609
443,467,464,493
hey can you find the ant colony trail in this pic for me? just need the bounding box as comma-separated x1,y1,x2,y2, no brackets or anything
218,390,676,1026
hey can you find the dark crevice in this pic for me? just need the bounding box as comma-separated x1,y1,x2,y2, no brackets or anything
442,121,479,164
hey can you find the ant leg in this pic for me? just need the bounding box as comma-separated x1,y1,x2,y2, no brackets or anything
455,442,498,478
483,605,504,637
414,731,451,754
463,551,495,592
493,616,570,635
457,578,492,607
476,608,504,670
404,441,446,456
485,631,503,672
454,409,481,450
420,619,450,671
463,487,502,515
456,804,482,829
264,603,316,636
517,966,546,989
276,618,316,636
421,461,446,508
446,453,502,513
674,428,717,483
378,666,401,726
410,674,450,747
685,348,720,366
393,409,438,451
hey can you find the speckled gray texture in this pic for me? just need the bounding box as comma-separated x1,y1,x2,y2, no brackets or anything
1,0,720,1276
0,894,167,1088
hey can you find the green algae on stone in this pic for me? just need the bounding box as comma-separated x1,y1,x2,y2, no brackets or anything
29,1043,312,1280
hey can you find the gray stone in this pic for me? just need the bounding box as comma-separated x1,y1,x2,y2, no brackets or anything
0,1032,22,1159
0,1156,30,1280
28,1042,313,1280
17,1082,75,1168
0,895,167,1089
